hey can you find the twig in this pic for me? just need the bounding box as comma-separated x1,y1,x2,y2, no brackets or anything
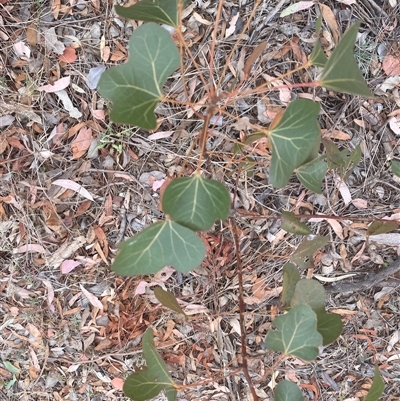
326,258,400,294
230,217,259,401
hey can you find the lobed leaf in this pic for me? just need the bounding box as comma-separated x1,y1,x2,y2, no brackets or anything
296,159,327,193
274,380,304,401
123,329,177,401
291,279,326,314
113,221,205,276
98,23,179,129
115,0,191,27
268,99,321,188
265,305,323,361
281,263,301,308
154,286,188,319
309,16,327,67
290,235,329,269
162,176,231,231
320,22,372,97
316,311,343,346
364,366,385,401
281,211,311,235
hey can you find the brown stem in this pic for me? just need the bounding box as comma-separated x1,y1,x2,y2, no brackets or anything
230,217,260,401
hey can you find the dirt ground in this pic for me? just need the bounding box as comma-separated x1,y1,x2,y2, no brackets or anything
1,0,400,400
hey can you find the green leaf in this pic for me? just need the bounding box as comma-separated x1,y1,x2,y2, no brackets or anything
364,365,385,401
113,221,205,276
268,99,321,188
342,145,361,179
367,221,399,237
281,263,301,308
392,160,400,177
265,305,323,361
316,311,343,346
115,0,190,27
322,138,345,169
3,361,20,374
291,279,326,314
323,139,361,179
240,157,256,177
281,211,311,235
274,380,304,401
154,286,188,319
244,132,267,146
162,176,230,231
309,17,327,67
290,236,329,269
123,329,177,401
296,159,327,193
98,23,179,129
320,22,372,97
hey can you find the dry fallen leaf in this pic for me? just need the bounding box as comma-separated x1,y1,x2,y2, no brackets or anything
26,23,38,45
38,76,71,93
382,54,400,76
60,47,77,63
71,126,93,158
319,3,340,44
61,259,81,274
52,179,94,201
80,285,103,310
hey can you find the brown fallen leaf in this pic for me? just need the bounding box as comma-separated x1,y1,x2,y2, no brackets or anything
319,3,340,44
60,47,77,63
243,41,267,78
71,126,93,159
383,54,400,76
26,23,38,45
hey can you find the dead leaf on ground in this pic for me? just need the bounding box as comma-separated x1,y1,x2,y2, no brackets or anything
80,284,103,310
60,47,77,63
71,126,93,158
52,179,94,201
38,76,71,93
319,3,340,44
383,54,400,76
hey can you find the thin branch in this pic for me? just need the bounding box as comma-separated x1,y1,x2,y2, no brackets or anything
230,217,259,401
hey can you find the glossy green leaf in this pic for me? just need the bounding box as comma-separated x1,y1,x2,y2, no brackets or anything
162,176,230,231
316,311,343,346
269,99,321,188
98,23,179,129
290,235,329,269
281,211,311,235
113,221,205,276
367,221,399,237
115,0,190,27
310,17,327,68
265,305,322,361
274,380,304,401
281,263,301,308
291,279,326,313
392,160,400,177
364,365,385,401
320,22,372,96
296,159,327,193
123,329,177,401
154,286,188,319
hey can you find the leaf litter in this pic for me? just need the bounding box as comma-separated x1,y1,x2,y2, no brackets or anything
1,0,400,400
